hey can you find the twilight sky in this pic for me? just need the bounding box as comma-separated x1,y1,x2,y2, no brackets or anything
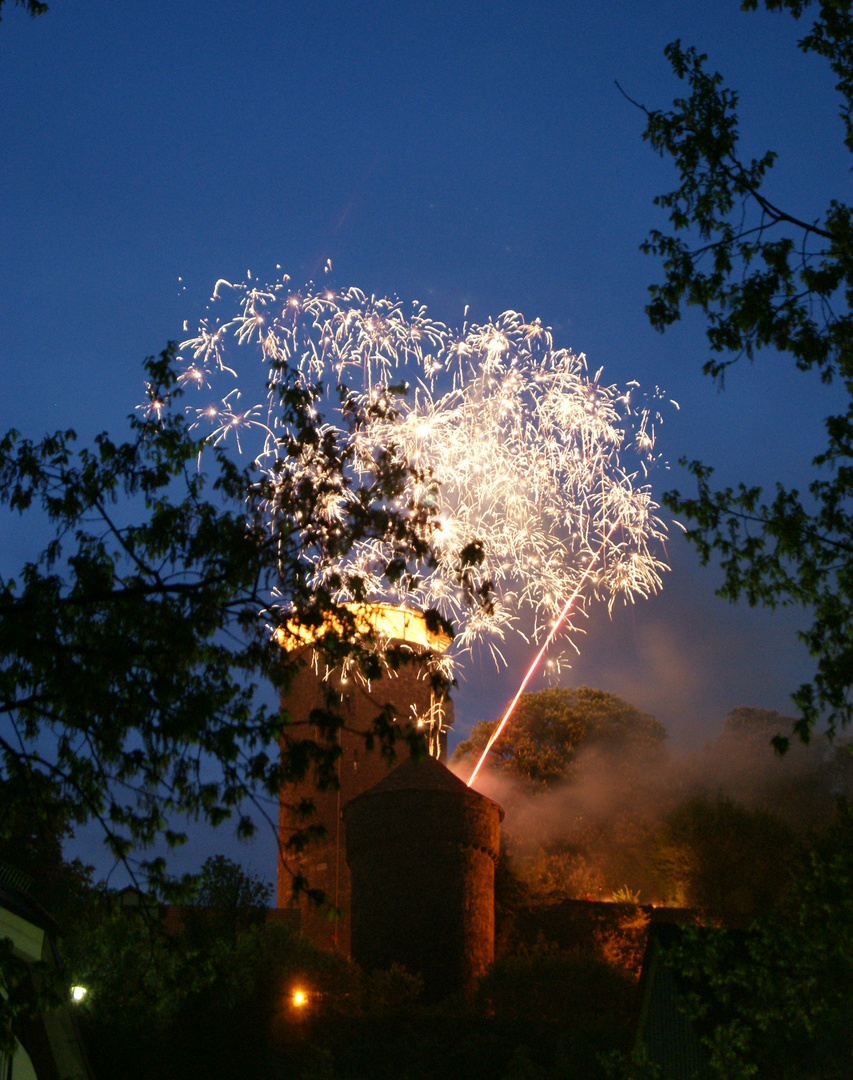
1,1,846,876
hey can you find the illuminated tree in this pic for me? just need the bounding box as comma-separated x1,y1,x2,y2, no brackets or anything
453,686,667,791
627,0,853,743
454,687,668,904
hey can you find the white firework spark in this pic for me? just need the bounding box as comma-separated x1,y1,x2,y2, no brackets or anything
177,273,669,670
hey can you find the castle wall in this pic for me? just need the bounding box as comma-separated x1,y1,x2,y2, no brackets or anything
277,633,452,954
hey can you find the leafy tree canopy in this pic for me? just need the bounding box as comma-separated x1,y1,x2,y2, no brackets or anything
610,806,853,1078
0,0,47,21
654,794,796,918
181,855,271,946
722,705,796,737
0,773,93,928
0,345,451,894
626,0,853,743
192,854,271,912
452,686,667,790
661,806,853,1080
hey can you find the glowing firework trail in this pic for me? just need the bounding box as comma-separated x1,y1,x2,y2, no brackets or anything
466,523,619,788
172,271,669,674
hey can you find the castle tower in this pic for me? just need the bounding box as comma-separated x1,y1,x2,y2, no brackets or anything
345,755,503,1000
276,604,453,953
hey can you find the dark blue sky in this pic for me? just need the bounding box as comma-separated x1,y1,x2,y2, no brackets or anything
1,1,845,878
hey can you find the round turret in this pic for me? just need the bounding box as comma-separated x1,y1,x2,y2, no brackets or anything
345,755,503,1000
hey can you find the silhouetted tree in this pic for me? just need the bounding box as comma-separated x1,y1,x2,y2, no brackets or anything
626,0,853,743
0,0,47,22
653,794,796,918
0,345,447,891
183,855,271,946
0,772,92,928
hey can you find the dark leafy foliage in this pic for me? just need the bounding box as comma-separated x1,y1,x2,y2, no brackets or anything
625,0,853,741
654,794,796,919
68,888,634,1080
0,345,448,890
192,854,271,911
182,855,271,946
0,334,462,1049
660,807,853,1079
0,0,47,21
71,906,357,1080
605,807,853,1080
0,773,94,927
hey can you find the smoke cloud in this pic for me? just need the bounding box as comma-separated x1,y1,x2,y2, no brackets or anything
454,707,852,905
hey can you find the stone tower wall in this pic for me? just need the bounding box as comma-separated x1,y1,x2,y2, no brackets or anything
277,644,452,953
344,766,502,1000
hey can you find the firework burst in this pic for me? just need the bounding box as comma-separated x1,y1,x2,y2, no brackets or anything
176,272,669,673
